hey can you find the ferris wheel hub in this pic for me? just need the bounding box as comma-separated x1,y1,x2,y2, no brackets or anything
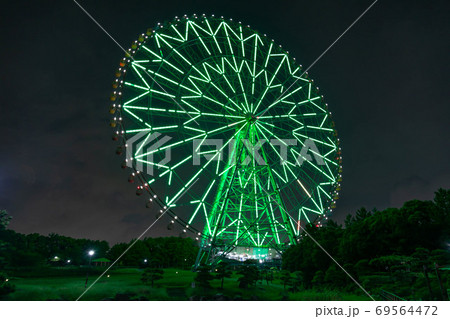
245,114,257,123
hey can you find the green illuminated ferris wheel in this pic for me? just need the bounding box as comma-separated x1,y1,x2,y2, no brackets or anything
109,14,342,265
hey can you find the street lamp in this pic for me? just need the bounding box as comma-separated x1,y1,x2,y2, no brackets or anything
84,250,95,288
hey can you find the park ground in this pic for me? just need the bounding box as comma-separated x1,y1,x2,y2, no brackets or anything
2,267,370,301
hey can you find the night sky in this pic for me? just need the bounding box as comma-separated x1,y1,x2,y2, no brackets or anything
1,0,449,244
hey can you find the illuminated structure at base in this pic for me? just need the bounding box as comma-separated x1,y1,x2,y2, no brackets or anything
109,14,342,266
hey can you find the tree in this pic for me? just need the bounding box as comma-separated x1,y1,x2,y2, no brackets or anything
279,270,292,290
106,243,128,264
324,264,352,288
369,255,411,274
433,188,450,223
430,249,450,300
195,265,214,289
312,270,325,289
0,210,18,296
0,272,15,297
141,268,164,288
433,189,450,245
215,262,232,289
290,271,304,292
121,240,148,266
261,266,274,285
0,210,12,270
430,249,450,266
108,237,198,268
411,248,433,300
354,259,371,278
283,221,343,287
10,250,43,267
280,188,450,300
354,207,372,222
237,260,260,289
0,210,11,231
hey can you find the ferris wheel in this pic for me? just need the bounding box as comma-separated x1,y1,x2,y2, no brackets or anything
109,14,342,265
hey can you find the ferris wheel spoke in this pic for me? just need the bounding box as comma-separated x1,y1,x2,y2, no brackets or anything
257,113,310,121
130,64,151,88
123,105,245,123
293,132,335,148
255,122,299,170
290,147,334,182
131,120,245,163
253,55,287,113
156,34,193,67
287,146,334,192
236,72,251,113
256,118,300,136
209,82,243,112
159,155,193,179
187,178,217,225
141,46,185,75
165,124,247,207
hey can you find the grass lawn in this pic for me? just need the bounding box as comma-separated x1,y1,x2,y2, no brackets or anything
2,267,371,301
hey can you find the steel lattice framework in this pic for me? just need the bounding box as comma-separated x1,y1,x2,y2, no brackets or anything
109,14,343,266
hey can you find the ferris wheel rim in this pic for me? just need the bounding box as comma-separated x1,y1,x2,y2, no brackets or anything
110,14,342,246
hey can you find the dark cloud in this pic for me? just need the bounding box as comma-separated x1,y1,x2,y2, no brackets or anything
390,174,450,208
390,175,430,207
121,213,149,225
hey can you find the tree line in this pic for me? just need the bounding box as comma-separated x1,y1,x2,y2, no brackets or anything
282,188,450,300
106,236,198,268
0,214,198,270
